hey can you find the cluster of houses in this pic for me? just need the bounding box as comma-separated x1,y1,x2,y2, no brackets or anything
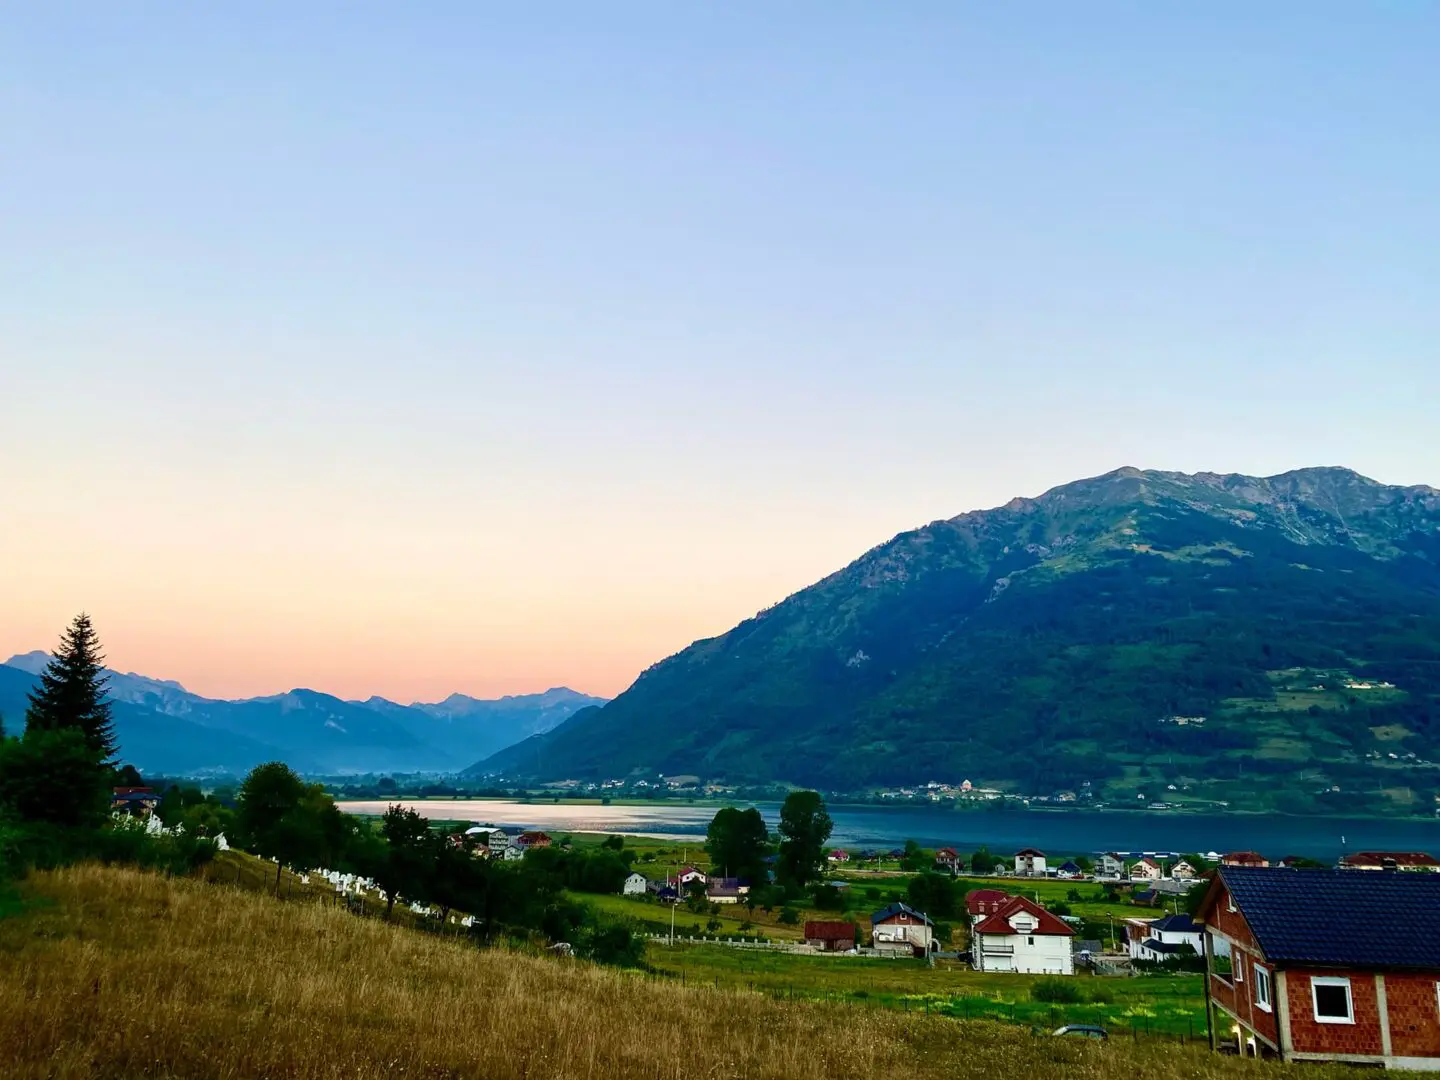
622,865,753,905
450,827,552,860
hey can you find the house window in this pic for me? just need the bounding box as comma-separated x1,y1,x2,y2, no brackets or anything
1208,930,1233,980
1254,964,1273,1012
1311,977,1354,1024
1028,936,1035,946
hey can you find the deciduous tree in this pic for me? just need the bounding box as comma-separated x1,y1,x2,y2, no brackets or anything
776,790,831,888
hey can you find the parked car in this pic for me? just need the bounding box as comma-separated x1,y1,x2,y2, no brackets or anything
1052,1025,1107,1039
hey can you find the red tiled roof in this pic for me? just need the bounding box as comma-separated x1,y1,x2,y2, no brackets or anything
973,895,1075,937
935,847,958,858
966,888,1010,914
804,921,856,941
1015,847,1045,857
1341,851,1440,868
1223,851,1267,865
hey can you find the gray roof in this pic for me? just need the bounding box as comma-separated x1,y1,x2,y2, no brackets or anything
1218,866,1440,970
870,901,932,927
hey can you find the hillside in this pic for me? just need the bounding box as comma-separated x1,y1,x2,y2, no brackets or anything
0,863,1331,1080
0,654,604,776
479,467,1440,815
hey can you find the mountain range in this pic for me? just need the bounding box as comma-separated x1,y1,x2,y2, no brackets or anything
476,466,1440,816
0,652,605,776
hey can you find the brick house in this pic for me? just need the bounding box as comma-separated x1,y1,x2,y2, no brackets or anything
1197,866,1440,1068
515,831,552,849
804,920,857,952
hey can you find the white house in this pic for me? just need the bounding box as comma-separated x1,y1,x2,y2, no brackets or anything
621,872,648,896
676,865,708,886
870,902,934,956
1014,848,1047,877
972,895,1074,974
1170,859,1199,881
1125,913,1203,962
1095,852,1126,880
464,826,511,856
1129,856,1165,882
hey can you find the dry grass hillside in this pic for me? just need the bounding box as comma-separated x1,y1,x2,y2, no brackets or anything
0,864,1361,1080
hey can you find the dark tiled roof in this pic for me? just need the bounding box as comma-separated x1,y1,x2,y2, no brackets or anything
1219,866,1440,969
871,902,932,927
1151,914,1200,933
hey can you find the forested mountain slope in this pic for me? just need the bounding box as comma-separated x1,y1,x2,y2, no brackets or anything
478,467,1440,814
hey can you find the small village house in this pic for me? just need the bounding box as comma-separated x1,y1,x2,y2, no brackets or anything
1055,860,1084,879
804,921,857,952
1095,852,1127,879
1014,848,1047,877
1222,851,1269,868
515,831,552,850
934,847,964,874
827,849,850,864
1130,856,1165,882
110,787,159,817
972,895,1074,975
676,866,708,886
1197,865,1440,1068
1338,851,1440,873
621,872,648,896
1171,859,1199,881
871,902,934,956
706,880,742,905
1125,913,1203,962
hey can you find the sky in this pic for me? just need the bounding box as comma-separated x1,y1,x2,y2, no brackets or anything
2,3,1438,702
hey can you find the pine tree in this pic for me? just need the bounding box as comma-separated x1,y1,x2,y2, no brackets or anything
25,613,118,763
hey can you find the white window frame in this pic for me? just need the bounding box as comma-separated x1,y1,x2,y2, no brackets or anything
1235,952,1244,982
1311,976,1355,1025
1254,963,1273,1012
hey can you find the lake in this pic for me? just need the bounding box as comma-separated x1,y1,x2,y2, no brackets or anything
336,799,1440,860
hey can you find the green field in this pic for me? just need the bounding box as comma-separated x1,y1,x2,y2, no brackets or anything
644,944,1210,1038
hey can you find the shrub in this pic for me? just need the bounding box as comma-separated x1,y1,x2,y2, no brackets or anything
1031,978,1085,1004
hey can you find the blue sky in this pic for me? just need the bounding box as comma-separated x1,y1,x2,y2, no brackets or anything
2,3,1437,698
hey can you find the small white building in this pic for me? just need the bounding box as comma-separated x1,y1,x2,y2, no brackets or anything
1170,859,1199,881
973,895,1074,974
676,865,708,886
1014,848,1047,877
1125,913,1203,961
621,872,648,896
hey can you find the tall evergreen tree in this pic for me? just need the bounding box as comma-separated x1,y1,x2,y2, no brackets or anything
25,613,118,763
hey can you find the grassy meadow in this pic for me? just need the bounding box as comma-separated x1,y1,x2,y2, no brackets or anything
0,862,1360,1080
644,944,1209,1038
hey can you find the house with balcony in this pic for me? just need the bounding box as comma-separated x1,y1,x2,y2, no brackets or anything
972,895,1074,974
1014,848,1047,877
871,902,934,956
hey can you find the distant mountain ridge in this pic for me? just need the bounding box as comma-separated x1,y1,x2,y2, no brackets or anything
476,466,1440,816
0,652,605,776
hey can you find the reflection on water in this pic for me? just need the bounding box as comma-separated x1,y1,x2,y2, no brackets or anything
336,799,1440,858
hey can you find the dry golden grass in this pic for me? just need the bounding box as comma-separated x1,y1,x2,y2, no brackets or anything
0,864,1362,1080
